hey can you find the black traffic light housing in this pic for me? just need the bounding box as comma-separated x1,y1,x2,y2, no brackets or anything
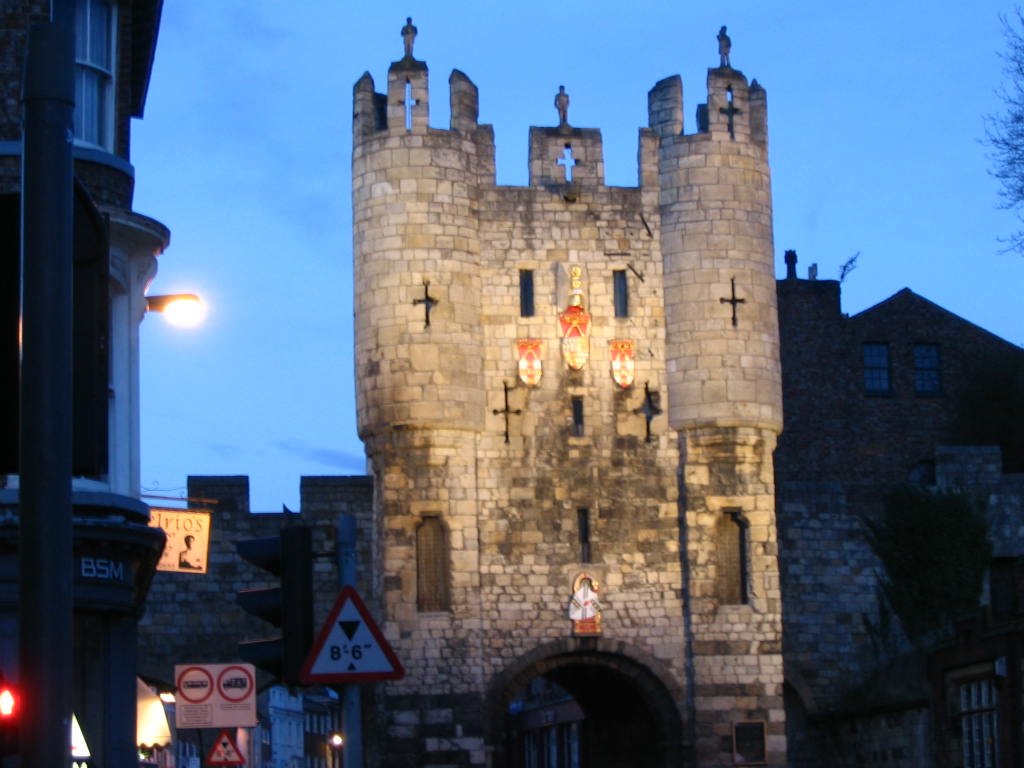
236,525,314,687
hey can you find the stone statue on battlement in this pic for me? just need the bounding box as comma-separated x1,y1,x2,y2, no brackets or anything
402,17,417,59
718,25,731,68
555,85,570,127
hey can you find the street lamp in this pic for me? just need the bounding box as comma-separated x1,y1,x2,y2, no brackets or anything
327,731,344,768
145,294,205,328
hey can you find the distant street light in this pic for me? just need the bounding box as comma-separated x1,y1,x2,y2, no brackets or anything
145,294,205,327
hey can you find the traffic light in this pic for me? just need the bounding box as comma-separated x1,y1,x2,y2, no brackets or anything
0,675,19,756
236,525,314,686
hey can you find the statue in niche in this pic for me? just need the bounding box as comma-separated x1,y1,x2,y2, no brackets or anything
718,25,732,68
401,17,417,59
569,574,602,636
555,85,570,127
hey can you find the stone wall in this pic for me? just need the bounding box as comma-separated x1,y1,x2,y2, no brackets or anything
137,475,374,688
352,43,786,765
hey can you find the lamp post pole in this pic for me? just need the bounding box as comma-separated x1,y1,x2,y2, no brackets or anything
19,1,75,766
336,515,363,768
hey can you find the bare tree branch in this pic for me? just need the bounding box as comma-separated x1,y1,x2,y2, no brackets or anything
986,8,1024,254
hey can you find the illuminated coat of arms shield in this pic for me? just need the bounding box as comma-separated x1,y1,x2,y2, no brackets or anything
609,339,636,388
517,339,543,387
559,305,591,371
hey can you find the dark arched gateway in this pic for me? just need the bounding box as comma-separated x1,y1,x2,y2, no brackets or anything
487,639,686,768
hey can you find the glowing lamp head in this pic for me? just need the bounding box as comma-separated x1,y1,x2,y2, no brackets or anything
328,732,344,749
145,293,205,328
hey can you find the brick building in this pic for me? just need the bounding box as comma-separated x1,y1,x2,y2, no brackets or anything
775,252,1024,767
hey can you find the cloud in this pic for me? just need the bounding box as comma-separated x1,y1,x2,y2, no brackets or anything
273,439,365,472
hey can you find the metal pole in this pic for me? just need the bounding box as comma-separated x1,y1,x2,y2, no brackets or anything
19,2,75,766
337,515,362,768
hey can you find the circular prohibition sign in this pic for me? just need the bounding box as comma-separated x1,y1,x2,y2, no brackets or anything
176,666,215,705
216,665,255,703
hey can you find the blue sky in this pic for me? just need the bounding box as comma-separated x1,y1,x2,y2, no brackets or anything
132,1,1023,512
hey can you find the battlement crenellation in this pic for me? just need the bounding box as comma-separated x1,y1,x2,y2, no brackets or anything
352,58,767,193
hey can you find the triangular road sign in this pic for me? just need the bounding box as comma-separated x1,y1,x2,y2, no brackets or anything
207,729,245,766
300,585,405,684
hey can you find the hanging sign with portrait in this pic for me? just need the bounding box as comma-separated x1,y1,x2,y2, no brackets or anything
149,508,212,574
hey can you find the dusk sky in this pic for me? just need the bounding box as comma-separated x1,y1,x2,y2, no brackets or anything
132,1,1024,512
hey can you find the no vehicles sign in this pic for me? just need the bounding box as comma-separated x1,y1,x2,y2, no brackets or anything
175,663,256,729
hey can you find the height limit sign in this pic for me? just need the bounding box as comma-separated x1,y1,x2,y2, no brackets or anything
300,586,404,684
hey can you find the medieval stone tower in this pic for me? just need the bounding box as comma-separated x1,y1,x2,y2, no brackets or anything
352,24,785,768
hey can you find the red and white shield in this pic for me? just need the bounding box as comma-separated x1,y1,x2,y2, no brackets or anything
609,339,636,388
517,339,543,387
559,305,591,371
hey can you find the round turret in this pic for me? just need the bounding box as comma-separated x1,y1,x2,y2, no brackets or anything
654,68,781,434
352,60,486,441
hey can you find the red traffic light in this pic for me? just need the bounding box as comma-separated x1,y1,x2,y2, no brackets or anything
0,684,17,720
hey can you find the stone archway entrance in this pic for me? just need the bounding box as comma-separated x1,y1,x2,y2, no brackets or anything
488,640,685,768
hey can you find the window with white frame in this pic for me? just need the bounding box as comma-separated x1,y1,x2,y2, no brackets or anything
74,0,115,149
955,677,1000,768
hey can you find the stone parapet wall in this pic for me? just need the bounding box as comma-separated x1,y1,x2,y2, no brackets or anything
137,475,374,687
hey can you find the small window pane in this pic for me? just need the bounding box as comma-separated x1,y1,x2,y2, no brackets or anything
519,269,535,317
914,343,941,394
75,69,106,146
75,0,88,59
577,508,590,563
90,2,112,68
73,0,114,149
571,397,584,437
613,270,628,318
863,343,890,393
